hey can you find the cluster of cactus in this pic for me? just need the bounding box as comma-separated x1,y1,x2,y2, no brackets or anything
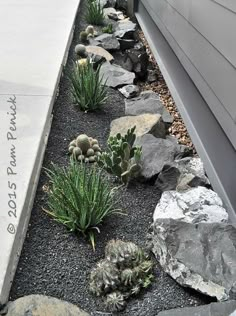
79,25,95,43
89,240,154,312
97,126,142,184
74,44,88,58
68,134,102,163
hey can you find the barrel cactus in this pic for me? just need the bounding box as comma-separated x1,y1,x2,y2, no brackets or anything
86,25,95,36
89,240,154,312
74,44,87,58
80,31,88,43
68,134,102,163
97,126,142,184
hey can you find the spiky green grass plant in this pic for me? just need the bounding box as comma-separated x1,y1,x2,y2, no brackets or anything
86,0,105,26
69,61,107,112
44,161,121,249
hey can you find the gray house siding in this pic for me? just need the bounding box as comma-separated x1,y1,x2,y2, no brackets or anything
140,0,236,150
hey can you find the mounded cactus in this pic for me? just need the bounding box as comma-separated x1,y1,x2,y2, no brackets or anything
86,25,95,36
80,31,88,43
97,126,142,184
68,134,102,163
89,240,154,312
74,44,87,58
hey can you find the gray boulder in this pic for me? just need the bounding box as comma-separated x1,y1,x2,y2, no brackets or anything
125,90,173,126
100,61,135,88
114,19,137,39
99,0,116,8
6,295,89,316
151,219,236,301
155,157,210,192
104,7,124,20
116,0,127,10
119,85,140,99
158,301,236,316
86,45,114,62
153,186,228,224
135,134,188,180
110,114,166,139
118,38,136,50
126,43,149,79
94,33,120,51
147,69,158,83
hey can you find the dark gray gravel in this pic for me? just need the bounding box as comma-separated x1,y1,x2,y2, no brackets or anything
9,1,212,315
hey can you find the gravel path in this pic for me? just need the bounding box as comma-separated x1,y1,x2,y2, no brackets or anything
10,1,211,315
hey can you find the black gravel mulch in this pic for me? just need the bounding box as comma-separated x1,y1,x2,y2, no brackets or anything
9,1,211,315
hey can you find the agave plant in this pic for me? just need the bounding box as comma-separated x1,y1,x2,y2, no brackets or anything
44,161,121,249
69,60,107,111
86,0,105,26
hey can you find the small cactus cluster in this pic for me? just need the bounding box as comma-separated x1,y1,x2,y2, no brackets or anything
89,240,154,312
68,134,102,163
74,44,88,58
97,126,142,184
79,25,95,43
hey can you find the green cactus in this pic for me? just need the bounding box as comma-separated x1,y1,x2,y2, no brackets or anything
89,240,154,311
86,25,95,36
97,126,142,184
80,31,88,43
74,44,87,57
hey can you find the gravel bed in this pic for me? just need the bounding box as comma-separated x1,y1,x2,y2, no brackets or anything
10,1,211,315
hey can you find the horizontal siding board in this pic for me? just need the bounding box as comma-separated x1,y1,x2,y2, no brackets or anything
142,0,236,125
166,0,236,68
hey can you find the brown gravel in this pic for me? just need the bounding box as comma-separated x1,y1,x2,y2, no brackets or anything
138,31,196,154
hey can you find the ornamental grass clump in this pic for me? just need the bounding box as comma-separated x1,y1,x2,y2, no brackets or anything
89,240,154,312
69,60,107,111
86,0,105,26
44,161,121,249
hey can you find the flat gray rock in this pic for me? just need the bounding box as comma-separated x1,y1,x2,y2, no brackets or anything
104,7,124,20
100,61,135,88
94,33,120,51
86,45,114,62
114,19,136,39
119,85,140,98
151,219,236,301
155,157,210,191
125,90,173,125
110,114,166,139
126,43,149,79
158,301,236,316
153,186,228,224
135,134,186,180
6,295,89,316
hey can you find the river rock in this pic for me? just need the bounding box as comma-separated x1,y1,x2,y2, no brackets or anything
104,7,124,20
119,85,140,98
158,301,236,316
135,134,186,180
6,295,89,316
155,157,210,191
151,219,236,301
114,19,137,39
153,186,228,224
100,61,135,88
125,90,173,125
110,114,166,139
94,33,120,51
86,45,114,62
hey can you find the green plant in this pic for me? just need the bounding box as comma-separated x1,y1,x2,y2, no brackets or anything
44,161,121,249
86,0,105,26
86,25,95,36
89,240,154,312
75,44,87,57
68,134,102,162
97,126,142,184
80,31,88,43
102,24,113,34
69,61,108,111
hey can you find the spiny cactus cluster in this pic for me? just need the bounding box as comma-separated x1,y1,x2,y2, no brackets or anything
89,240,154,312
79,25,95,43
68,134,102,163
97,126,142,184
75,44,88,58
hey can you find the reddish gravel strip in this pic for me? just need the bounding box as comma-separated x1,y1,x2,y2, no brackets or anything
138,31,196,154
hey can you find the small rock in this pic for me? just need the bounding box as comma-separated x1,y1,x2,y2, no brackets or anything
151,219,236,301
86,45,114,62
157,301,236,316
94,33,120,51
153,186,228,224
100,61,135,88
104,7,124,20
114,19,137,39
147,69,158,83
135,134,187,180
125,91,173,126
126,42,149,79
6,295,89,316
110,114,166,139
119,85,140,98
